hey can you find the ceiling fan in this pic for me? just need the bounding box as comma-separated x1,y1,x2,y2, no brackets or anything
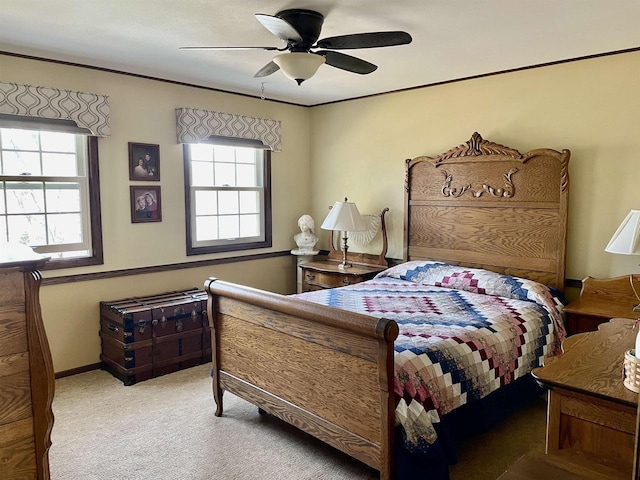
179,9,412,85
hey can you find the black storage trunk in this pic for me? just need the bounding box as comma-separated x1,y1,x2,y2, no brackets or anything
99,288,211,385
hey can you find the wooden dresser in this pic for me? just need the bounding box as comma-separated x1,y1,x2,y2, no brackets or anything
532,318,638,476
0,245,53,480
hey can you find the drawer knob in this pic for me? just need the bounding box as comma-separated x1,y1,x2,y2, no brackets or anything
306,273,315,280
342,278,351,286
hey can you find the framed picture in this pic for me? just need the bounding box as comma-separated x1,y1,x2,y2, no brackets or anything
129,142,160,181
130,186,162,223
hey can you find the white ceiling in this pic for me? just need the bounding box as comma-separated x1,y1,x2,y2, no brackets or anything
1,1,639,106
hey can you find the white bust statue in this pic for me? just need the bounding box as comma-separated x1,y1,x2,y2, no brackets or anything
292,214,319,254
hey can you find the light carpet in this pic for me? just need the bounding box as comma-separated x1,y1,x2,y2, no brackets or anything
50,365,546,480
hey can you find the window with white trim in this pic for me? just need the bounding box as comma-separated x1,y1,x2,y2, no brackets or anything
183,141,271,255
0,127,103,268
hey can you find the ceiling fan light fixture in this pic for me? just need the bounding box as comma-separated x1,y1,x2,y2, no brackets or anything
273,52,325,85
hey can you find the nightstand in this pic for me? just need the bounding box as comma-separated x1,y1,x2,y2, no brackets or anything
564,274,639,335
300,261,386,292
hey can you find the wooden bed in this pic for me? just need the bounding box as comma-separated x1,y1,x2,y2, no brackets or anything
204,132,570,480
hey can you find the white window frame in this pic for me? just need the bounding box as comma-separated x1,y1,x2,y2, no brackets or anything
0,123,103,268
183,139,272,255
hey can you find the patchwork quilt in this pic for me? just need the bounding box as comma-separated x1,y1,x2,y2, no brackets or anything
294,261,565,455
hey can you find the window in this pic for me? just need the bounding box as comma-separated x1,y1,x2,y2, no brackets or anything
0,127,103,268
183,141,271,255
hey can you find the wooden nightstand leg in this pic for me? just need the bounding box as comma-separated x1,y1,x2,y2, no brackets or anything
546,389,561,454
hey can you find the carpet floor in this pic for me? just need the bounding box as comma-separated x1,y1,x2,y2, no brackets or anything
49,365,546,480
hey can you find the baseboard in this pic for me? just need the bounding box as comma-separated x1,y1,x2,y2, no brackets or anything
55,362,102,379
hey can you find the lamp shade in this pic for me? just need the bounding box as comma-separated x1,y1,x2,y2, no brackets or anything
321,199,368,232
605,209,640,255
273,53,325,85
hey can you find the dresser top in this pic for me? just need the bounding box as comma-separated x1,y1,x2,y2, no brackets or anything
532,318,638,407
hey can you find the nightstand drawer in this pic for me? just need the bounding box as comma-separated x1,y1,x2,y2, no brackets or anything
299,261,385,292
303,270,363,288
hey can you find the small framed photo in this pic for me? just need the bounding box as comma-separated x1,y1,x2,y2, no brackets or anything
130,186,162,223
129,142,160,181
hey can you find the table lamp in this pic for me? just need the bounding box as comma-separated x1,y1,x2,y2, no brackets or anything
321,198,368,269
605,209,640,313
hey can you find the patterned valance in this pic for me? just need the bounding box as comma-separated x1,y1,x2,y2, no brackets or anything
0,81,110,137
176,107,281,152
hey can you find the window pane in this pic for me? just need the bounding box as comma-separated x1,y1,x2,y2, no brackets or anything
190,144,213,161
195,190,217,215
191,161,214,187
7,214,46,245
47,213,82,244
214,162,235,187
6,183,45,214
1,129,39,151
40,131,75,153
195,216,218,241
185,142,269,254
240,214,260,237
239,191,258,213
0,127,101,266
215,145,235,163
236,164,257,187
46,184,81,213
218,190,238,214
42,153,77,176
0,218,6,242
2,151,41,175
218,215,239,239
235,147,255,164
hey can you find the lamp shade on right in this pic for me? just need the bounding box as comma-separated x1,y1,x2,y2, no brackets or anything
605,209,640,255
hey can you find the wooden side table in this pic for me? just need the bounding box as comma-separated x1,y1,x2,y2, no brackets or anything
300,261,385,292
564,274,639,335
531,318,638,475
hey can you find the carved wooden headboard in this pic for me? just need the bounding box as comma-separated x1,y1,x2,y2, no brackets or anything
404,132,570,291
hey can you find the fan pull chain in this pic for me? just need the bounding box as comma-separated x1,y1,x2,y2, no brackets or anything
260,83,266,100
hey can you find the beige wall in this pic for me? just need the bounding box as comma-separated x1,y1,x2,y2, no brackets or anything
309,51,640,283
3,51,639,372
1,54,308,371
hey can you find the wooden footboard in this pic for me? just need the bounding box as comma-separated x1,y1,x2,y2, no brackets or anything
204,278,399,479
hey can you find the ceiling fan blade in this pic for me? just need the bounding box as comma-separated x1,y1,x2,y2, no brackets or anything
254,61,280,78
179,46,279,51
316,51,377,75
316,31,412,50
255,13,303,43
